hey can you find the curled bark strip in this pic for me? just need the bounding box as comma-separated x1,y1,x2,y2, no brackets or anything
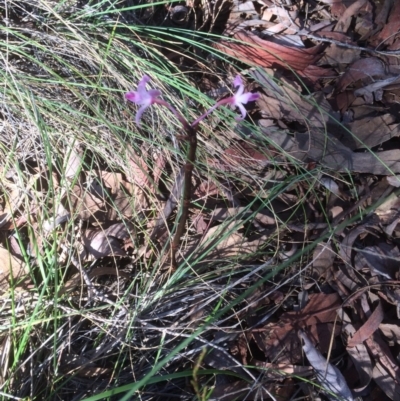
213,30,325,72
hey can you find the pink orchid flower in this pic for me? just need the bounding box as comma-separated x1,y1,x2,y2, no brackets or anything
231,75,260,120
125,74,258,129
125,75,189,128
125,75,163,125
191,75,259,128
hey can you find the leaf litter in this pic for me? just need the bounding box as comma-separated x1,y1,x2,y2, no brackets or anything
2,0,400,400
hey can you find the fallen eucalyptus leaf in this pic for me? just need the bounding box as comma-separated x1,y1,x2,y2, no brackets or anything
300,331,353,401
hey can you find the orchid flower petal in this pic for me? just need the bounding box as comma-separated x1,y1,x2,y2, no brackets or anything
125,75,162,125
148,89,162,99
235,91,260,105
135,105,149,125
125,75,190,128
233,75,245,97
233,75,243,88
230,76,259,119
190,75,259,126
125,91,139,103
235,103,248,121
138,75,151,89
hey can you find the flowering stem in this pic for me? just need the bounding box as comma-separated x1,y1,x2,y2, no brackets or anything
171,124,197,270
125,74,259,270
155,99,192,131
191,99,230,129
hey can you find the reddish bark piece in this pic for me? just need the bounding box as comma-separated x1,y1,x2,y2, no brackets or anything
214,30,324,72
348,302,384,347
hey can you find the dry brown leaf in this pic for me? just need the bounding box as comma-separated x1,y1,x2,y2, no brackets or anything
0,245,27,293
221,141,271,172
322,44,360,66
264,128,400,175
386,175,400,188
379,322,400,345
312,242,336,280
336,58,387,93
281,293,341,326
317,0,348,17
300,331,353,401
261,4,299,35
316,30,356,44
105,189,136,220
355,243,399,280
60,267,131,296
101,171,124,195
355,1,374,39
2,186,22,226
253,66,337,127
43,203,70,234
339,308,373,393
371,0,400,48
148,167,184,243
334,0,367,33
191,213,209,235
64,145,83,179
257,89,332,128
372,361,400,400
340,223,378,267
82,222,132,259
125,145,151,188
210,207,252,222
254,293,341,364
209,380,272,401
354,76,400,103
67,184,105,221
342,113,400,150
366,333,400,400
252,360,313,377
152,152,167,189
348,301,384,347
60,353,110,377
199,222,265,259
193,178,220,199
